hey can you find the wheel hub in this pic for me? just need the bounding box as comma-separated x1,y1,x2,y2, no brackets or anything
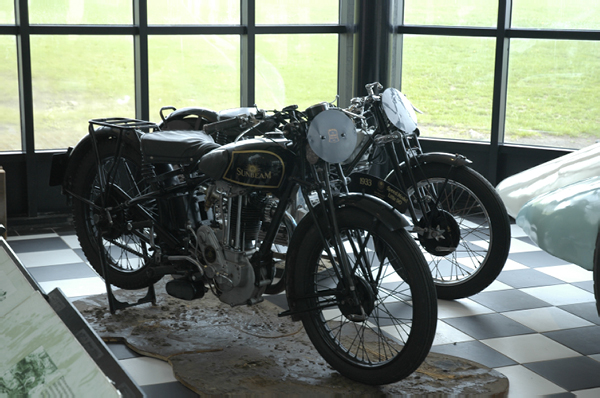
336,277,376,321
418,209,461,256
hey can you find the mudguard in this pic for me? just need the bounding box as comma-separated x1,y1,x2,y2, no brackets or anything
49,127,141,191
405,152,471,169
158,107,219,131
284,192,411,321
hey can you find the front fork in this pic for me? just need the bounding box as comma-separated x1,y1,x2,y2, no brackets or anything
302,163,369,321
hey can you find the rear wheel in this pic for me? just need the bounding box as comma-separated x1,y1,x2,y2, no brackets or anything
292,208,437,385
389,163,511,299
70,137,161,289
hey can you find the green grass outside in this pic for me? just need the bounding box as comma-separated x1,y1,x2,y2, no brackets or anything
0,0,599,150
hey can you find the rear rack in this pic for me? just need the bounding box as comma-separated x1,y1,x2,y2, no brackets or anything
88,117,159,132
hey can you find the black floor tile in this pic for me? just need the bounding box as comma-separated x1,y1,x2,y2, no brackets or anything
496,268,564,289
469,289,551,313
27,262,98,282
559,302,600,325
543,326,600,356
524,356,600,392
141,382,200,398
264,294,289,311
509,251,569,268
431,340,516,368
8,236,70,253
443,313,535,340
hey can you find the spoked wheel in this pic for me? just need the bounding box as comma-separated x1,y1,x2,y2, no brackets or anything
70,137,161,290
292,208,437,385
391,163,511,299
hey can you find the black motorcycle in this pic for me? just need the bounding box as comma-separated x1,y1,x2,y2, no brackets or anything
50,104,437,385
158,83,512,300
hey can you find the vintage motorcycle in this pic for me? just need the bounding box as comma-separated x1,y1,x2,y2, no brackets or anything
159,83,512,300
50,103,437,385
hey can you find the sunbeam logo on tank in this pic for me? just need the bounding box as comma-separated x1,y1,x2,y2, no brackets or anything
237,164,271,180
223,150,285,189
328,128,340,143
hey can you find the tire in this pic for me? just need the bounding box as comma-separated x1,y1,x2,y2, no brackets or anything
389,163,511,299
70,137,161,290
292,207,437,385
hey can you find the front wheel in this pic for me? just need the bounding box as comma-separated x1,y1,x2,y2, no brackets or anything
389,163,511,299
292,208,437,385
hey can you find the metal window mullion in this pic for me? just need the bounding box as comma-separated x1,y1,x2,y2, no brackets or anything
241,0,255,107
15,0,37,217
489,0,512,185
134,0,149,121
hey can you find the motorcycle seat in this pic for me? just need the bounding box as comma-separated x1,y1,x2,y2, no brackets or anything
140,130,220,164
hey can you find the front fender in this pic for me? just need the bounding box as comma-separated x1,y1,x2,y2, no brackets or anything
411,152,472,168
284,193,410,321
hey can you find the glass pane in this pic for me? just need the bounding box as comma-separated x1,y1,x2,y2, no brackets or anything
0,0,14,24
404,0,498,27
256,0,338,24
31,36,134,150
512,0,600,30
255,34,338,110
505,39,600,149
148,36,240,114
0,36,20,151
28,0,131,24
401,35,496,142
148,0,239,25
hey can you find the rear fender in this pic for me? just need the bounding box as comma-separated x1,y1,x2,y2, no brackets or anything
284,193,410,321
50,127,142,192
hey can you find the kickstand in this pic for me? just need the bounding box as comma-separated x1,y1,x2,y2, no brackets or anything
97,234,157,314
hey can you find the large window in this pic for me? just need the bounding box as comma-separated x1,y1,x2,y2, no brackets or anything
0,36,19,151
400,0,600,150
28,0,131,24
255,34,338,110
31,35,135,150
505,39,600,148
148,35,240,114
402,35,496,142
147,0,239,25
404,0,499,27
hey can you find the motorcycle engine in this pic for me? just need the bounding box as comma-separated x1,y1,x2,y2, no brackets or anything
195,188,273,306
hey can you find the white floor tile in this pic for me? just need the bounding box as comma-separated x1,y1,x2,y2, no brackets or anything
39,277,107,297
432,320,474,346
521,284,596,306
437,298,494,319
574,387,600,398
510,224,527,238
508,239,543,253
60,234,83,250
537,264,593,283
482,334,580,363
495,365,567,397
119,357,177,386
502,307,594,332
18,249,83,267
481,279,512,293
501,258,530,271
6,233,59,241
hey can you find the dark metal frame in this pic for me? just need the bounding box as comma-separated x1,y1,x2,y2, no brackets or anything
2,0,600,219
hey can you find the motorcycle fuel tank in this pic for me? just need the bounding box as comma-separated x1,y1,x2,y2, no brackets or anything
198,138,294,190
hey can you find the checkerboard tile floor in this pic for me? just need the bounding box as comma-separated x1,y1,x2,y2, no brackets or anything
6,223,600,397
